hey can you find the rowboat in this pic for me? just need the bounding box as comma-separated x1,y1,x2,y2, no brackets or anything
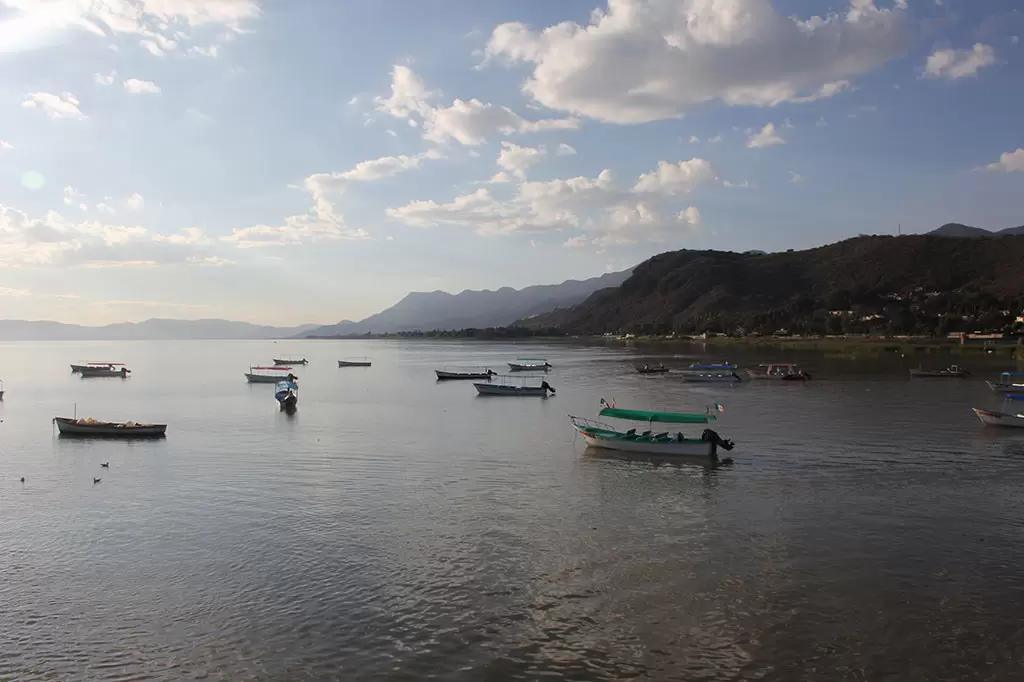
273,357,308,365
435,367,495,380
636,364,669,374
508,358,552,371
71,362,125,373
275,376,298,410
53,416,166,438
747,363,811,380
972,405,1024,428
986,372,1024,392
680,370,745,383
475,375,555,396
245,366,295,383
569,404,734,458
338,358,372,367
79,365,130,378
910,365,969,378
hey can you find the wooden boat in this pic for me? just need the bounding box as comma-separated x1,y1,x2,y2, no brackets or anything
70,362,125,373
680,370,745,383
338,358,372,367
273,357,308,365
475,375,555,396
910,365,969,378
245,366,295,383
569,405,734,458
508,358,552,371
435,367,495,380
275,376,298,410
636,364,669,374
747,363,811,380
53,416,166,438
972,407,1024,428
986,372,1024,392
79,365,130,378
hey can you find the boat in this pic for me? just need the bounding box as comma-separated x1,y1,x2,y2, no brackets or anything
274,376,299,410
972,402,1024,428
687,362,736,370
507,358,552,371
435,367,495,380
70,362,125,373
747,364,811,380
986,372,1024,392
337,358,372,367
53,416,166,438
569,404,735,458
680,369,745,383
909,365,969,378
79,365,130,378
273,357,308,365
245,366,296,383
636,364,669,374
0,379,4,400
474,375,555,396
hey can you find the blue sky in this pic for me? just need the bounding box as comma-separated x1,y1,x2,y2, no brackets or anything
0,0,1022,325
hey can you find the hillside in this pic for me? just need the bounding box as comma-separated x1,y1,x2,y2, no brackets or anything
928,223,1024,237
529,236,1024,336
0,318,316,341
304,270,631,337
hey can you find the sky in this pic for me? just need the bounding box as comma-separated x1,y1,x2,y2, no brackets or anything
0,0,1022,326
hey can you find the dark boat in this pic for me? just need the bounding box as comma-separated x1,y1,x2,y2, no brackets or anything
275,375,299,410
909,365,969,378
436,368,495,380
636,364,669,374
338,358,372,367
53,417,166,438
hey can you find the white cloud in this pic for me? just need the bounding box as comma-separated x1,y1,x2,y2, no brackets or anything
302,150,442,191
374,65,435,119
488,171,514,184
0,140,12,151
688,136,701,143
22,92,84,119
93,71,116,85
747,123,785,148
563,235,589,248
123,78,161,94
977,148,1024,173
556,143,577,156
63,186,84,206
189,45,219,57
633,159,717,195
924,44,997,80
483,0,907,124
723,180,751,189
678,206,702,227
126,193,145,210
496,142,547,179
95,203,116,214
789,171,806,184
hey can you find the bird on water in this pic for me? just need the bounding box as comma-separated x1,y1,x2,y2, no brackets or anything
93,478,102,484
100,462,109,468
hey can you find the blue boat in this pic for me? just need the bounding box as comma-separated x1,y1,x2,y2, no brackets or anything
274,375,298,410
987,372,1024,392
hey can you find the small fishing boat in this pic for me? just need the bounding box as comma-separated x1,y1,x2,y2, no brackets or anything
910,365,969,378
273,357,308,366
747,363,811,380
680,370,745,383
245,366,295,383
687,362,736,370
79,365,130,378
275,375,298,410
972,397,1024,428
71,362,125,373
986,372,1024,392
508,358,552,371
475,375,555,396
636,364,669,374
338,358,372,367
53,416,166,438
0,379,4,400
569,403,734,458
435,367,495,380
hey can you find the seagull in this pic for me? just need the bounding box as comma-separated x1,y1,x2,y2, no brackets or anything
100,462,109,468
93,478,102,484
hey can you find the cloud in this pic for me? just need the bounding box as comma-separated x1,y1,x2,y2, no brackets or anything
482,0,907,124
63,186,84,206
789,171,806,184
924,44,996,80
123,78,161,94
563,235,589,248
22,92,84,119
747,123,785,148
93,71,116,85
678,206,702,227
95,202,116,214
0,140,12,150
707,134,723,143
633,159,717,195
189,45,219,57
688,136,700,143
723,180,752,189
977,148,1024,173
496,142,547,179
375,65,579,146
488,171,514,184
302,150,442,191
126,193,145,210
556,143,577,156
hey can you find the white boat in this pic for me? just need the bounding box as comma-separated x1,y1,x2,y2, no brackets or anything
972,406,1024,428
475,375,555,396
273,357,308,366
71,362,126,373
508,357,552,371
275,377,298,410
338,358,372,367
569,404,734,458
79,365,131,378
986,372,1024,392
747,363,811,380
436,367,495,380
245,366,296,383
53,416,166,438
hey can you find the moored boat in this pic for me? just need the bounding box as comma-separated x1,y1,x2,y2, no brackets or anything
79,365,131,378
0,379,4,400
273,357,308,365
508,358,552,371
245,366,295,383
636,364,669,374
972,406,1024,428
53,416,166,438
910,365,969,378
71,362,126,373
569,403,734,458
435,367,495,380
338,358,372,367
475,375,555,396
747,363,811,380
680,369,745,383
687,362,736,371
275,375,299,410
986,372,1024,392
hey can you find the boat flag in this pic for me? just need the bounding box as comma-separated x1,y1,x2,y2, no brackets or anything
600,397,616,409
714,401,725,413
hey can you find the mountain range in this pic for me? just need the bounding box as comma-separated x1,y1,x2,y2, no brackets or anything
303,270,632,337
927,223,1024,238
0,318,317,341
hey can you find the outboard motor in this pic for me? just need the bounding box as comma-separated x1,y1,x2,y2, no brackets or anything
701,428,735,452
540,380,556,395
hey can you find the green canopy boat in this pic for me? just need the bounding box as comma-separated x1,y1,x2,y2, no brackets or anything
570,403,734,457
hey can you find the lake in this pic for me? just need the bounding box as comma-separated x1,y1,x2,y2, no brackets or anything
1,340,1023,681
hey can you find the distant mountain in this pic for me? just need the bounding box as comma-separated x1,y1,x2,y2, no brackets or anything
0,318,317,341
928,222,1024,238
305,270,632,337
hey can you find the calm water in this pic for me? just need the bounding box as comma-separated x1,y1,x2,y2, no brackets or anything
2,340,1024,681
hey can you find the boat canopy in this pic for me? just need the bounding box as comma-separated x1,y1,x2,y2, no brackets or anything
251,365,292,370
1001,372,1024,377
1007,394,1024,401
599,407,714,424
517,357,547,361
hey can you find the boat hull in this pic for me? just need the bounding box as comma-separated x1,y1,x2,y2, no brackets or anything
636,367,669,374
508,363,550,372
54,417,166,438
276,392,298,409
79,367,129,378
987,381,1024,393
680,372,743,383
245,373,286,383
436,370,491,380
273,359,308,365
475,383,549,396
338,361,372,367
575,427,717,456
910,370,968,378
973,408,1024,428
